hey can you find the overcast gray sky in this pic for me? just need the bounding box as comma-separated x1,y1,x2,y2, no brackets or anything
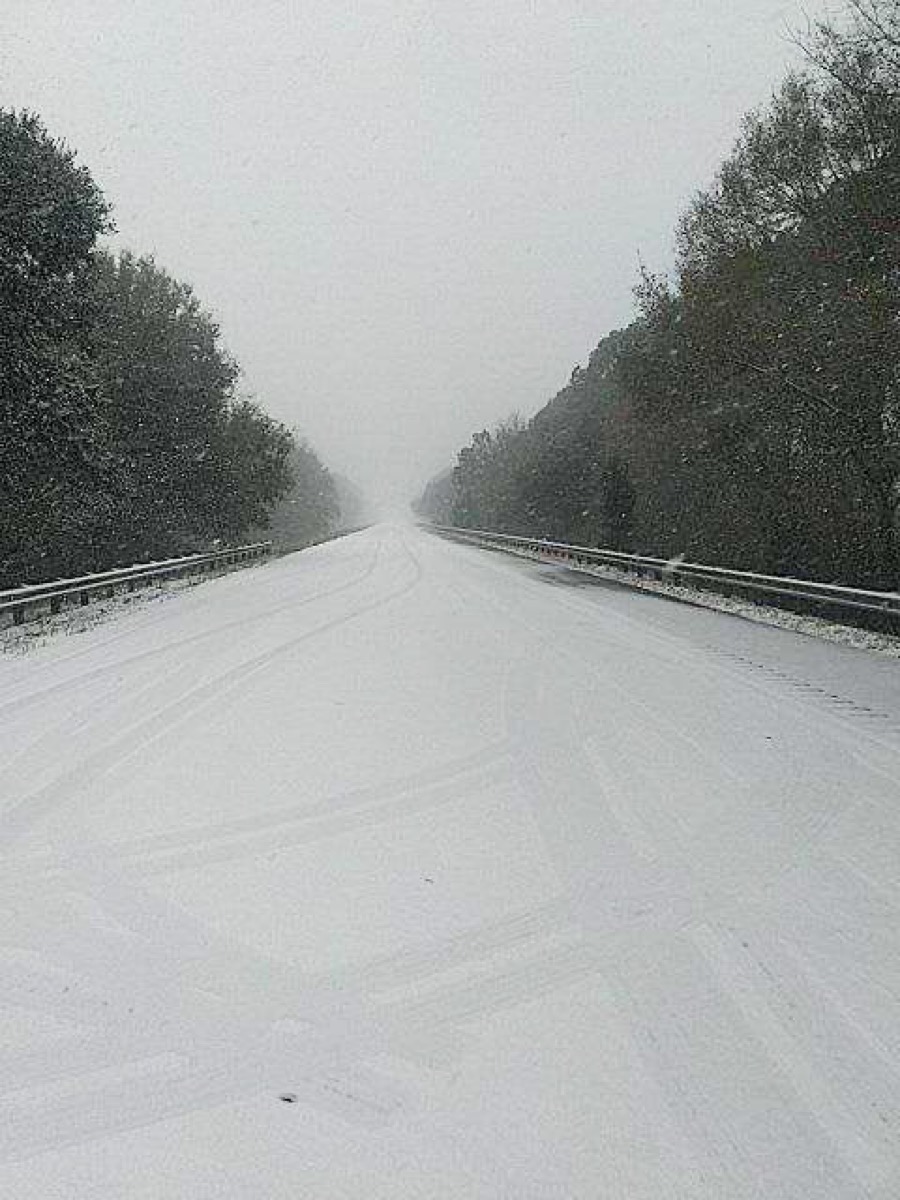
2,0,833,510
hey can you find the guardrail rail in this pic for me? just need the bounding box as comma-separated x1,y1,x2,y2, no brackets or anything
426,524,900,630
0,541,272,630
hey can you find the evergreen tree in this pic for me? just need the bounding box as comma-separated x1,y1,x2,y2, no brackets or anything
0,109,112,584
421,1,900,589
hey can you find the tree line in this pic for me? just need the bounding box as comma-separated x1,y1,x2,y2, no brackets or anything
418,1,900,588
1,109,341,588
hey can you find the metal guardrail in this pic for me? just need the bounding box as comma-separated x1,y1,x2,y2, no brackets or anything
428,524,900,626
0,542,272,628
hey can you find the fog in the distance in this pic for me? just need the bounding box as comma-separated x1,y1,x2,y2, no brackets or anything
2,0,829,512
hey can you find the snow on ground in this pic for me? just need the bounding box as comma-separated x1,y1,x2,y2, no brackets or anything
486,539,900,660
0,576,202,656
0,523,899,1198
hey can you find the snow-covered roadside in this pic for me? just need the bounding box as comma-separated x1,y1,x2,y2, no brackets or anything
501,545,900,659
0,576,202,656
1,536,365,657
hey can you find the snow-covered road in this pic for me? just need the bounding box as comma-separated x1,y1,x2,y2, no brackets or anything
1,523,899,1198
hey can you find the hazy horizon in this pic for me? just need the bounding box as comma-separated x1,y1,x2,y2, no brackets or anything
3,0,832,512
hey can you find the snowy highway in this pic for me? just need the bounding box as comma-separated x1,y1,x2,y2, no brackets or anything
1,522,900,1198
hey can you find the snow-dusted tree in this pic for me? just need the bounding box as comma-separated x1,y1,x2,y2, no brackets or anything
0,109,113,584
90,251,295,558
258,440,339,551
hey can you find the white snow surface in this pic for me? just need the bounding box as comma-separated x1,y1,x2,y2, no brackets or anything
1,523,899,1198
480,540,900,659
1,576,202,655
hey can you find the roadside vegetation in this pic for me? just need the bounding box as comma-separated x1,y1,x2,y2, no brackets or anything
418,1,900,588
0,110,339,587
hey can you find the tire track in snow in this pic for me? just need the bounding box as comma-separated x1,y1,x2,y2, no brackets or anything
602,933,866,1200
445,537,900,1193
0,1029,412,1163
428,531,898,908
0,871,432,1151
432,529,900,772
401,535,900,1185
6,527,896,1179
699,642,900,744
324,897,578,997
0,535,421,845
0,532,558,1153
0,537,382,784
548,551,900,779
693,918,900,1192
0,539,383,839
0,741,512,888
